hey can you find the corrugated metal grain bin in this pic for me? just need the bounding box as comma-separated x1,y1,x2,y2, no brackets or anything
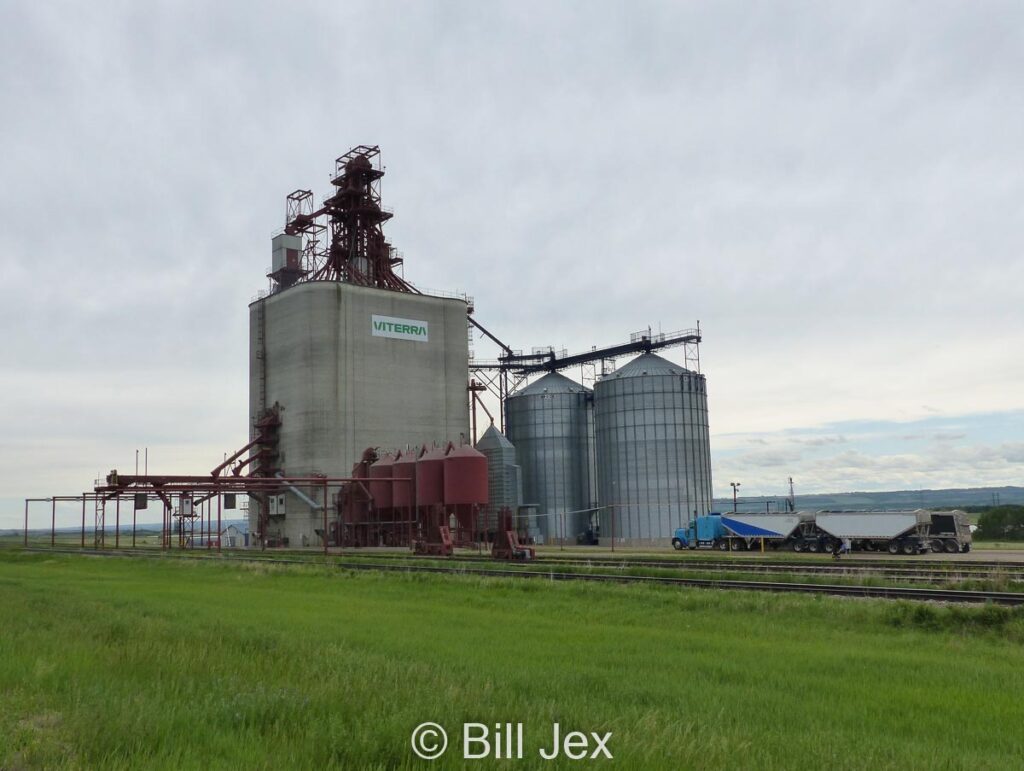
475,425,522,531
595,353,713,544
505,372,592,543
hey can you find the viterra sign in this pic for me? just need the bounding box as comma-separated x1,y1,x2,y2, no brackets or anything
371,314,429,342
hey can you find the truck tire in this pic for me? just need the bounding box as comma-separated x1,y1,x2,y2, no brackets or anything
944,540,958,554
793,542,804,553
808,541,819,553
887,541,900,555
672,538,684,550
930,539,945,553
716,540,729,551
901,541,915,555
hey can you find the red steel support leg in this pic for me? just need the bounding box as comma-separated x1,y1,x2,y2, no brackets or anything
115,497,120,549
217,494,222,553
81,497,86,548
471,392,477,446
50,499,55,547
132,502,136,548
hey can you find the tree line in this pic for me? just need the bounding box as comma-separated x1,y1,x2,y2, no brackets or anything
975,505,1024,541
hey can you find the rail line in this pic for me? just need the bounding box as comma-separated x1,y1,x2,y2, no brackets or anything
252,546,1022,574
350,551,1023,578
16,543,1024,581
240,549,1022,583
19,547,1024,606
518,556,1024,582
15,540,1023,572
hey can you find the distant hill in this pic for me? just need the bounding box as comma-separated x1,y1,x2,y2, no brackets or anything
715,485,1024,513
10,518,249,537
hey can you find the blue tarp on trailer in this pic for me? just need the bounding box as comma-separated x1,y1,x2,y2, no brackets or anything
721,515,799,539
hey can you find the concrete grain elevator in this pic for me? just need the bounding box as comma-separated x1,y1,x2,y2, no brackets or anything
249,147,470,546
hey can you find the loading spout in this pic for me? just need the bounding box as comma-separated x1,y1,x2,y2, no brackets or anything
274,472,323,511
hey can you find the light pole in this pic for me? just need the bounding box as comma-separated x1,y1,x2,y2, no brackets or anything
730,482,741,513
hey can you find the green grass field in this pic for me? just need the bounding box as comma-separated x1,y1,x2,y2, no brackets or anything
2,552,1024,769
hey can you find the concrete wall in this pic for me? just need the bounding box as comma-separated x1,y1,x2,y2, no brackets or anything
248,282,470,546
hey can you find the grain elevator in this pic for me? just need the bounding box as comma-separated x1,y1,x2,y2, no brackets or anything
249,146,470,547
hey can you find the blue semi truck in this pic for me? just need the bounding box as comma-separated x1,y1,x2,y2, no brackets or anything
672,514,729,550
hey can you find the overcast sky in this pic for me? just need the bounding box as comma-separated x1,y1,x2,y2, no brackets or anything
2,2,1022,528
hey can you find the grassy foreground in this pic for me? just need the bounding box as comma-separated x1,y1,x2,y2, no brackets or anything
1,553,1023,769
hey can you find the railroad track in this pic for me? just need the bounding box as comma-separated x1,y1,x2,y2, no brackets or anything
16,543,1023,582
19,547,1024,606
529,557,1024,582
273,547,1023,575
408,553,1023,578
16,544,1024,582
257,549,1022,582
17,541,1020,572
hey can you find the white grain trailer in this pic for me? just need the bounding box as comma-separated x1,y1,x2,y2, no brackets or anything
812,510,932,555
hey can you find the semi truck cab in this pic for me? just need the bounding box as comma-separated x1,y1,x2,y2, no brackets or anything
672,514,726,550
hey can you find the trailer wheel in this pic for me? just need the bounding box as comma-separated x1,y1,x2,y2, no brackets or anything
901,541,915,555
672,538,683,550
944,540,958,554
887,540,900,554
930,539,945,553
716,540,729,551
808,541,819,553
793,542,804,553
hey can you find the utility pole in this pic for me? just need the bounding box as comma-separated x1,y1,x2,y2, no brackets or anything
730,482,741,513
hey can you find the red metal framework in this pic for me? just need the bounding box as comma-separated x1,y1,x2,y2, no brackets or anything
23,490,238,553
280,146,415,292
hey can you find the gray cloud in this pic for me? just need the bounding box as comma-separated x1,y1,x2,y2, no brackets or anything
931,432,967,442
793,435,848,447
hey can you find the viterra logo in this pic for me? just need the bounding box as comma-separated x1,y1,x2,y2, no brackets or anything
371,314,429,342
